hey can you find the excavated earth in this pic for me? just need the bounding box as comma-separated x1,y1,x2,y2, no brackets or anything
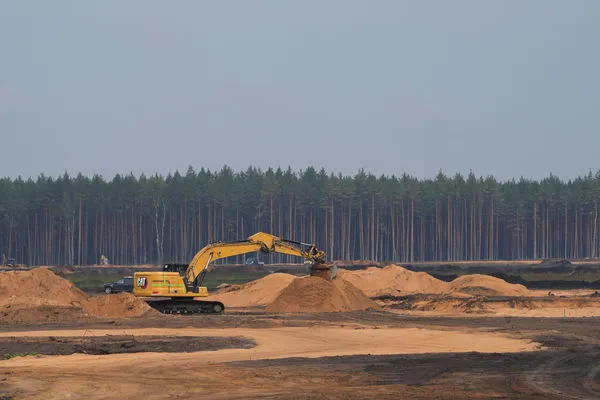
0,268,156,324
1,312,600,399
2,265,600,399
266,276,378,313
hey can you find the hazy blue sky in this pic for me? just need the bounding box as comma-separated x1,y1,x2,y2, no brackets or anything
1,1,599,181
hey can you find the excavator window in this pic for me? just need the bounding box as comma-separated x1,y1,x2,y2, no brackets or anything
163,263,189,274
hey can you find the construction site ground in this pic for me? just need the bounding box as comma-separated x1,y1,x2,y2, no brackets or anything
2,265,600,399
1,310,599,399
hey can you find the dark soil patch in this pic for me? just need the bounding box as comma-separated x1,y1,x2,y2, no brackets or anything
0,335,255,357
218,347,600,399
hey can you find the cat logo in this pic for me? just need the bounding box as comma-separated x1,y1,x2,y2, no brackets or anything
136,276,148,289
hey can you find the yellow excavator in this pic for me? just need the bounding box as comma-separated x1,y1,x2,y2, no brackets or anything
133,232,337,314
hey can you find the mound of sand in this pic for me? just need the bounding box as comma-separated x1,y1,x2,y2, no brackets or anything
0,267,90,309
338,265,449,297
207,273,296,307
337,265,530,299
445,275,530,297
0,267,155,324
266,276,377,313
84,292,156,318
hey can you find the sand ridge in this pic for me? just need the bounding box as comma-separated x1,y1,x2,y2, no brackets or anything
337,265,449,296
445,274,530,297
0,264,583,323
206,272,296,307
266,276,377,313
0,268,156,323
337,265,532,298
0,267,89,307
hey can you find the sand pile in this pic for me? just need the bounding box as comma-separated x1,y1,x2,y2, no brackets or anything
84,292,156,318
0,267,89,307
0,267,155,324
337,265,530,299
338,265,449,297
445,275,530,297
266,276,377,313
207,273,296,307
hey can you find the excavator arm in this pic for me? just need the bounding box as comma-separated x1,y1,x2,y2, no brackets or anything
183,232,331,289
133,232,335,314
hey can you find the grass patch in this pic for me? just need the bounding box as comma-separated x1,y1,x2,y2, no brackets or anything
3,352,38,360
64,270,274,291
63,267,305,291
66,273,125,290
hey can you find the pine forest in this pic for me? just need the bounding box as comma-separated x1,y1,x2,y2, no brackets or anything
2,166,600,266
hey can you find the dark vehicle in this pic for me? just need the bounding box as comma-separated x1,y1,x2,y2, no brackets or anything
103,276,133,294
244,257,265,266
1,255,16,267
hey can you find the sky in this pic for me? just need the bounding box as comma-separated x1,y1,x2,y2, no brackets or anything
1,1,599,181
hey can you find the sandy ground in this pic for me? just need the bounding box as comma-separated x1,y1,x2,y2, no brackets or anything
0,325,538,400
2,267,600,399
396,307,600,318
384,302,600,318
1,311,600,399
376,292,600,318
0,326,539,365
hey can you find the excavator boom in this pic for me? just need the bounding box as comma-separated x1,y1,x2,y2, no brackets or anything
133,232,335,314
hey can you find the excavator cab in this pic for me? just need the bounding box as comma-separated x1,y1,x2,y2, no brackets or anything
163,263,189,274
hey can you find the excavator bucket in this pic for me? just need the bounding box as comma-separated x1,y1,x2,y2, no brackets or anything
309,263,338,281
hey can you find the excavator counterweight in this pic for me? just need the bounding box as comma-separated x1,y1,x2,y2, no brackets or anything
133,232,334,314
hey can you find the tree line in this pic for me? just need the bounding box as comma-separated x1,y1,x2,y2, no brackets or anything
1,166,599,266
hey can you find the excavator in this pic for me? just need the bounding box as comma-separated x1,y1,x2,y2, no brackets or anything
133,232,337,314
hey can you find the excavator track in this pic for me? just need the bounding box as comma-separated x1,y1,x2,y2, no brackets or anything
146,299,225,314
